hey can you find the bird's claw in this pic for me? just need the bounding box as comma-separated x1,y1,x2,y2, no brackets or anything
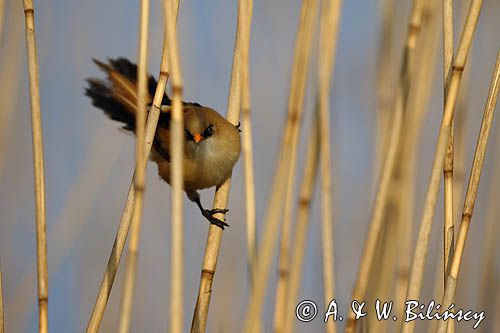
202,208,230,230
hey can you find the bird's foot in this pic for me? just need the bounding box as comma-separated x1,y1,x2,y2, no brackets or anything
201,208,230,230
235,122,242,132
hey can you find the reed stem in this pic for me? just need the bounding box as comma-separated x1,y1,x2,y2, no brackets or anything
240,0,257,287
190,0,252,331
346,1,425,331
242,1,318,332
442,1,455,331
401,3,484,332
117,0,150,331
22,1,48,332
436,49,500,333
317,1,342,333
282,116,320,333
272,2,319,331
163,0,185,332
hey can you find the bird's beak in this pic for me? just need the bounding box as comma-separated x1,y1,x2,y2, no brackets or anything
193,133,204,143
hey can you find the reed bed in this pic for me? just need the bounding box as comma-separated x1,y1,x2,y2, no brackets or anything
402,2,484,332
436,49,500,333
21,1,48,332
1,1,500,332
346,1,425,331
243,1,318,332
273,1,319,329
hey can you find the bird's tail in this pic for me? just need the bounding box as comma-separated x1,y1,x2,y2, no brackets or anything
85,57,170,132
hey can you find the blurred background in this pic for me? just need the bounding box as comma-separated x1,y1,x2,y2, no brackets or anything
0,0,499,332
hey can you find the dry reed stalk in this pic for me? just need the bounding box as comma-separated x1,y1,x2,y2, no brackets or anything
375,0,396,179
282,115,320,333
190,0,252,331
240,0,256,286
117,0,150,331
436,49,500,333
272,2,319,331
240,2,317,332
317,1,342,333
163,0,185,332
85,3,180,331
378,1,440,321
345,1,425,332
442,0,455,298
442,1,455,332
0,263,3,333
21,1,48,332
401,3,484,332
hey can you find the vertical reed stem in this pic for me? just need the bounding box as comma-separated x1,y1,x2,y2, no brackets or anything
241,2,318,332
401,2,484,332
190,0,252,331
240,0,256,287
272,2,319,331
117,1,150,332
317,1,342,333
22,1,48,332
436,49,500,333
442,1,455,331
282,116,320,333
346,1,424,331
163,0,185,332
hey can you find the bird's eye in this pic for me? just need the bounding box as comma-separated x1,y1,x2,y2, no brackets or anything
185,129,193,140
203,125,214,137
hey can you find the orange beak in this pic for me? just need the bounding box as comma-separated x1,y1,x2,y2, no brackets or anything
193,133,204,143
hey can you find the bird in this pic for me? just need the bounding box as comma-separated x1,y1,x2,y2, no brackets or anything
85,57,241,229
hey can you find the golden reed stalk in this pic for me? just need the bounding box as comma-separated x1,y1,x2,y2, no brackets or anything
22,1,48,332
316,1,342,333
163,0,185,332
117,0,150,331
401,1,484,332
442,1,455,331
282,117,320,333
85,2,180,330
272,1,319,331
345,1,425,331
190,0,252,331
392,0,440,321
240,0,256,286
436,49,500,333
243,1,318,332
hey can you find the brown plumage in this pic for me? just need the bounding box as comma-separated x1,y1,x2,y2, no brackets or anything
85,58,241,229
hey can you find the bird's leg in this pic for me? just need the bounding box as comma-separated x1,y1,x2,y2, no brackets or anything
193,197,230,230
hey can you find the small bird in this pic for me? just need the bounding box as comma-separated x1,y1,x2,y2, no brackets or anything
85,58,241,229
